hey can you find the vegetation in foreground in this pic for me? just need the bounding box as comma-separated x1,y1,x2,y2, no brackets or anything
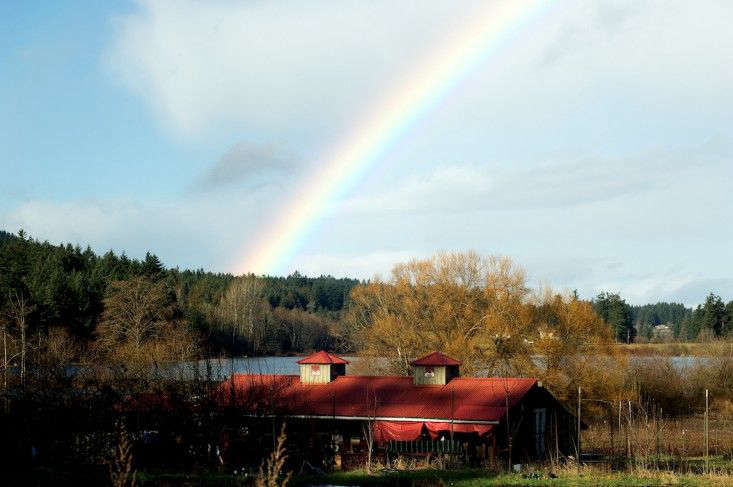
132,466,733,487
618,342,733,357
2,232,732,486
296,467,733,487
295,466,733,487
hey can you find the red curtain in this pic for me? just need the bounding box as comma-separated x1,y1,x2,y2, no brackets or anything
373,421,424,442
423,422,494,439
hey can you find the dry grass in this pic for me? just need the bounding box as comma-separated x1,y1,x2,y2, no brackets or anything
255,424,292,487
296,465,733,486
582,411,733,477
618,342,733,357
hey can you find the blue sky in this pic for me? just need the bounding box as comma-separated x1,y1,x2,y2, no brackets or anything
2,0,732,306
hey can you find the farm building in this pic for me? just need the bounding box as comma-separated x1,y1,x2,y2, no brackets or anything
214,351,578,470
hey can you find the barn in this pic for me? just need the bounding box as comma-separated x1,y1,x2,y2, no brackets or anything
215,351,577,469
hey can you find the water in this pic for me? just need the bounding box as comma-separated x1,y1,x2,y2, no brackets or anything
55,354,714,381
161,355,712,381
164,356,359,381
629,355,711,370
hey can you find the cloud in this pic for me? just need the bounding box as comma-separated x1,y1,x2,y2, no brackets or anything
12,0,725,308
340,140,731,216
103,0,485,137
587,273,733,308
288,250,422,280
660,278,733,307
0,196,271,272
194,142,297,192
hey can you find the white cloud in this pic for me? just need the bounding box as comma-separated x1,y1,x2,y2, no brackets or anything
339,140,732,215
288,250,423,280
6,0,726,307
0,196,269,271
104,0,487,137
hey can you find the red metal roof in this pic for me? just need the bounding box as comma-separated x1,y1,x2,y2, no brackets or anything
214,374,537,424
410,351,462,366
297,351,350,365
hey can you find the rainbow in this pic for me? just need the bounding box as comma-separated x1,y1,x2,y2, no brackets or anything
237,0,549,275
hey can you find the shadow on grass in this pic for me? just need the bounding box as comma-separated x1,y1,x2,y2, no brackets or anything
294,468,492,487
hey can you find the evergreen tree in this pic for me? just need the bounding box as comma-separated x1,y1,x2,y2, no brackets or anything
142,252,164,278
696,292,726,336
724,300,733,337
593,292,635,342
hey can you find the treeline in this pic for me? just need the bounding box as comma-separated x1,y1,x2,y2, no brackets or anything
2,229,731,355
0,230,359,358
593,292,733,342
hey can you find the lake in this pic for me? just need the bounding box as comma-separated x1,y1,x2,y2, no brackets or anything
162,354,711,381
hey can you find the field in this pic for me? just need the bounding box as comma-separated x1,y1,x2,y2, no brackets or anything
294,467,733,487
135,466,733,487
617,342,733,357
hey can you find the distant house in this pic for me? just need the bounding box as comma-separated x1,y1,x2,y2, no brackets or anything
215,351,578,468
652,324,674,342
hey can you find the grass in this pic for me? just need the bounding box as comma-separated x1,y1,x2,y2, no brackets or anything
617,342,733,357
293,466,733,486
37,465,733,487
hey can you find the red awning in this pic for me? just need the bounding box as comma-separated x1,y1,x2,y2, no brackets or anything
423,422,494,439
372,421,494,442
373,421,424,442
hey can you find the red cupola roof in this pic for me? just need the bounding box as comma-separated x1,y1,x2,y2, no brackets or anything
410,351,462,366
297,351,350,365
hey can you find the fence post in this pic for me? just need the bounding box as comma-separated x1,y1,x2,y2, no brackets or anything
627,400,632,469
705,389,709,474
577,386,581,472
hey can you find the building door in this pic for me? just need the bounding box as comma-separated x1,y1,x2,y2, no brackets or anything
534,408,546,457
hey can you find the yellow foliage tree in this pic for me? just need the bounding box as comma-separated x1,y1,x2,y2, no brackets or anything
349,251,626,404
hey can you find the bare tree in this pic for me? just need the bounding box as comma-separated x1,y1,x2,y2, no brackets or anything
0,313,13,412
7,290,32,387
361,385,378,472
98,278,168,350
94,277,198,380
109,421,136,487
217,276,269,353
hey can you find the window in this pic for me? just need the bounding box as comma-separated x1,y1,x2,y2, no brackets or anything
424,366,435,378
311,365,321,376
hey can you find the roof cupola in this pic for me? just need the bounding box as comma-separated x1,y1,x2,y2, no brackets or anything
410,351,461,386
297,351,349,384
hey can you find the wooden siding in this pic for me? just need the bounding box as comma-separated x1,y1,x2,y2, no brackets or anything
300,363,332,384
412,365,447,385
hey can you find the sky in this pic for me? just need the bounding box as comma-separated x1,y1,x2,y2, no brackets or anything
2,0,732,307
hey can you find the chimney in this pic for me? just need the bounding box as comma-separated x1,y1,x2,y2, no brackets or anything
297,351,349,384
410,352,461,386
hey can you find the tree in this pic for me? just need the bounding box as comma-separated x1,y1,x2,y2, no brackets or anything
699,293,726,337
349,252,624,404
217,276,270,353
271,307,331,352
593,292,635,343
350,252,524,375
98,278,170,350
141,252,164,279
6,290,33,386
533,290,625,403
686,293,727,340
351,252,621,382
95,277,197,373
724,300,733,337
